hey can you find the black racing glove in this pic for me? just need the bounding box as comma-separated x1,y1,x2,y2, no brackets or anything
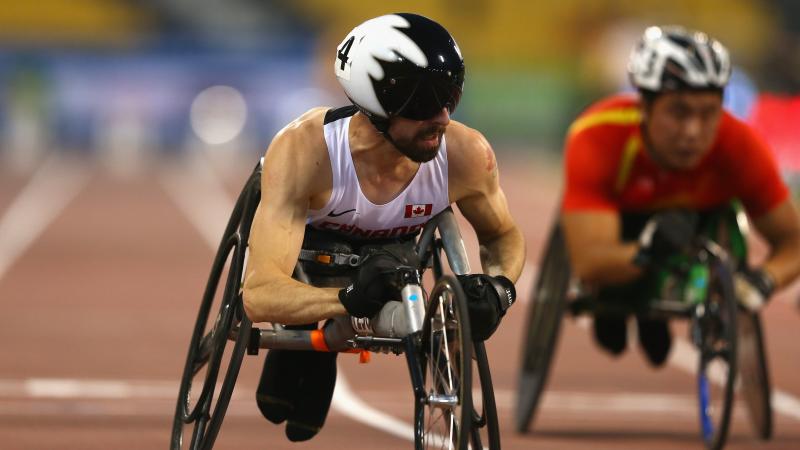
338,251,404,318
735,267,776,311
633,210,698,268
457,274,516,341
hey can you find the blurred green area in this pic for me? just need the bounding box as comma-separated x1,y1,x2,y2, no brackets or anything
0,0,797,157
293,0,775,65
290,0,781,146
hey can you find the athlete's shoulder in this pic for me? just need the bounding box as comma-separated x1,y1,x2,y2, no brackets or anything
444,120,486,150
582,92,639,114
567,92,641,138
446,121,494,170
445,121,498,193
714,108,770,155
267,107,329,157
275,107,328,140
717,108,757,137
263,107,330,185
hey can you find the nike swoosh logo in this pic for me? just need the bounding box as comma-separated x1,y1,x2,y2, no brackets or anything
328,208,356,217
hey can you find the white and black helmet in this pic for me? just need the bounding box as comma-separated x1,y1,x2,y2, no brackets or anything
334,13,465,128
628,25,731,93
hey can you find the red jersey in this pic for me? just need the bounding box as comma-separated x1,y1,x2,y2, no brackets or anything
562,93,789,217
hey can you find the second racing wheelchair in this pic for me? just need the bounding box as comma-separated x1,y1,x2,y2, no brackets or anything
516,204,773,450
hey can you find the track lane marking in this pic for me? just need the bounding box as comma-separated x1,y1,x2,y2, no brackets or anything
0,377,729,419
0,155,90,282
158,154,236,249
668,338,800,421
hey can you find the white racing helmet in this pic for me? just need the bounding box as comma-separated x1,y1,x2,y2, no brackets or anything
334,13,465,130
628,25,731,93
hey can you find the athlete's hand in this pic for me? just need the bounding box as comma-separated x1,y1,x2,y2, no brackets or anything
634,210,697,267
734,267,775,312
338,251,403,318
457,274,516,341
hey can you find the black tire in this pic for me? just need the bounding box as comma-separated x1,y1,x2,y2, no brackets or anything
695,257,738,450
737,311,772,440
516,224,571,433
415,275,473,450
470,342,500,450
171,168,260,450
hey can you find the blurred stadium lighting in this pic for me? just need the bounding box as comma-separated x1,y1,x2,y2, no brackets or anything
723,68,758,120
274,87,338,128
190,85,248,146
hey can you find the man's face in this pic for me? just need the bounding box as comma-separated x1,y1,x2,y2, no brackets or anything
386,107,451,163
642,90,724,170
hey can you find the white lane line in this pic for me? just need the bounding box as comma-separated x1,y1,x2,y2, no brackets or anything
668,338,800,421
0,155,90,281
332,374,415,441
773,391,800,421
159,156,412,442
1,378,177,399
159,154,235,249
569,298,800,421
0,377,715,420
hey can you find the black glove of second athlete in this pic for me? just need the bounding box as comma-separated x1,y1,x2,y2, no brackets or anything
735,266,776,311
338,251,405,318
457,274,516,341
633,210,697,268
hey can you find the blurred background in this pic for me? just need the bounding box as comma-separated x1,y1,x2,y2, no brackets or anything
1,1,799,449
0,0,799,172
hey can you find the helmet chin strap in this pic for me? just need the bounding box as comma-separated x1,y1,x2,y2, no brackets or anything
353,104,399,146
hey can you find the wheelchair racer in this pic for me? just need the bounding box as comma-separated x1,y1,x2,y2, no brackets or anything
241,13,525,442
561,26,800,366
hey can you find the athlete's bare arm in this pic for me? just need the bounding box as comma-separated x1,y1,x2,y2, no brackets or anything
448,123,525,282
561,211,643,286
242,108,347,324
751,199,800,289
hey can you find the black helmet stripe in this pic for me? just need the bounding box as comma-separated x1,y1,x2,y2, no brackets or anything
335,13,465,124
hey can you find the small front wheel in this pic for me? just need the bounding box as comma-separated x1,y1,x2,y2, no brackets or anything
415,276,472,450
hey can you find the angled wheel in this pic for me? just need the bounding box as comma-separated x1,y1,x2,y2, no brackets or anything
693,257,737,450
469,342,500,450
737,310,772,440
171,167,261,450
516,223,571,432
709,203,771,440
416,275,472,450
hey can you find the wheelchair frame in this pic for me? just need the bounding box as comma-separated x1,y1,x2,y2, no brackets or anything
516,206,773,450
171,160,501,450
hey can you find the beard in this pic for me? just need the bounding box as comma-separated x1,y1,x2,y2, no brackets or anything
390,125,446,163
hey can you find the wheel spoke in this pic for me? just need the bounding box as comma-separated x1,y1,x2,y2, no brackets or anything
419,278,470,450
191,333,214,377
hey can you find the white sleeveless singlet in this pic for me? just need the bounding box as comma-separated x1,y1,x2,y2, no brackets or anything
307,106,450,239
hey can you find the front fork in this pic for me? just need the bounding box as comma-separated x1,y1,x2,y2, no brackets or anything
398,268,430,430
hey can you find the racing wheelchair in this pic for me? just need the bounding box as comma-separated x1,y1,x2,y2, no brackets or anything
515,205,773,450
170,160,501,450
